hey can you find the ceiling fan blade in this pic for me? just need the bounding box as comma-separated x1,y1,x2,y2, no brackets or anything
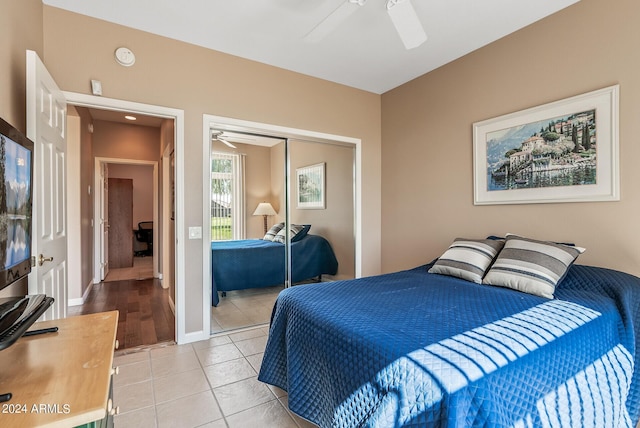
219,138,237,149
211,131,237,149
386,0,427,49
304,0,367,43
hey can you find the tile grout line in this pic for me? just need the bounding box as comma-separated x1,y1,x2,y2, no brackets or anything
196,337,231,427
149,348,161,428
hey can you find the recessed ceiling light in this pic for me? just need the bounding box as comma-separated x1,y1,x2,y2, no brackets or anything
125,115,137,121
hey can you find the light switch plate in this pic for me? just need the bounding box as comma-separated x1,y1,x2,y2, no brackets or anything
188,227,202,240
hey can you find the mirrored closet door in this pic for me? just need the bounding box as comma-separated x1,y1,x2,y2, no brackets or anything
287,139,355,283
209,130,355,334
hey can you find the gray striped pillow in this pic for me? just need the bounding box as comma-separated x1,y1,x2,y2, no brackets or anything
428,238,505,283
482,234,585,298
272,224,309,244
263,222,284,241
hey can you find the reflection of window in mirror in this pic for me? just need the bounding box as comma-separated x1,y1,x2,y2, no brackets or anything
211,151,245,241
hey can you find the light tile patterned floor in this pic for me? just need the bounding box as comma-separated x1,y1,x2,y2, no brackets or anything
210,286,282,334
113,326,317,428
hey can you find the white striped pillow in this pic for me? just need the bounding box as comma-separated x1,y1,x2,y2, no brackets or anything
482,234,585,298
428,238,505,283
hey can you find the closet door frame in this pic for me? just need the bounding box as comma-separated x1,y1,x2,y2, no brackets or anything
202,114,362,336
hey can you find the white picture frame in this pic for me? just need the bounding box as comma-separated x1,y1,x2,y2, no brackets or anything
473,85,619,205
296,162,325,209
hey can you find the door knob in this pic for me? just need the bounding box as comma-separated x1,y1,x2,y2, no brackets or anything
38,254,54,266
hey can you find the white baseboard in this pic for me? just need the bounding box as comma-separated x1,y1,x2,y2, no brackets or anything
180,329,209,345
68,280,94,307
67,298,84,307
160,277,170,289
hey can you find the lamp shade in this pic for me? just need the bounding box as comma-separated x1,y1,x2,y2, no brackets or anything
253,202,277,216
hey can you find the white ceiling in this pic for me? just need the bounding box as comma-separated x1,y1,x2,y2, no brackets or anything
43,0,579,94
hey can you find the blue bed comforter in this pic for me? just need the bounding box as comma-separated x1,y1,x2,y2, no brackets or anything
258,263,640,427
211,234,338,306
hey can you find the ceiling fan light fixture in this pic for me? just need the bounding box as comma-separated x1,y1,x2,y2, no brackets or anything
386,0,427,49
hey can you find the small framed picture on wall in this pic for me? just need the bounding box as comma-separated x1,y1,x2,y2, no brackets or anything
296,162,325,209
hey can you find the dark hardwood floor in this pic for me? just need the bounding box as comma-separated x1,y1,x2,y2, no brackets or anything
69,278,175,350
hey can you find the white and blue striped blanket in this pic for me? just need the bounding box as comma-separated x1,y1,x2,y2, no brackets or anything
258,264,640,427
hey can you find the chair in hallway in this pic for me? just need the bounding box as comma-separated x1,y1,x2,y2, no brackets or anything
134,221,153,257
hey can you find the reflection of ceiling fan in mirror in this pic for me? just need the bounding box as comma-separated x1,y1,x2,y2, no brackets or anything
305,0,427,50
211,131,237,149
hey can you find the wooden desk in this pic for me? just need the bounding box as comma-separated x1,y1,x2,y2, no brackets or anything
0,311,119,428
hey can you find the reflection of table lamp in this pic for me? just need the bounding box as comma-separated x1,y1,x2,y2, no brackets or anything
253,202,277,235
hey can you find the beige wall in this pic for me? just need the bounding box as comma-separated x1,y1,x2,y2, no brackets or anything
0,0,43,297
41,6,381,334
66,107,96,301
244,144,276,239
0,0,43,132
271,143,286,224
381,0,640,276
92,120,160,161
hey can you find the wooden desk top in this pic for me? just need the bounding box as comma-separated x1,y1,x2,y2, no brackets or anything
0,311,118,428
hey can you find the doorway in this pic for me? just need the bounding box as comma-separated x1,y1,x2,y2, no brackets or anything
94,157,159,283
63,91,186,345
101,160,157,282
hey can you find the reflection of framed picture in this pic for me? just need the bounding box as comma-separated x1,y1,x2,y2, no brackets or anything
296,162,325,209
473,85,619,205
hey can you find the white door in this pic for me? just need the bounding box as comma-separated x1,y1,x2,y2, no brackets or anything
26,50,67,320
100,162,109,280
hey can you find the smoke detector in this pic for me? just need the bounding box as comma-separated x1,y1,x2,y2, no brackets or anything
114,47,136,67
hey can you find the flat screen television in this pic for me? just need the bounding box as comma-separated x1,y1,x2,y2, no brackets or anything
0,118,33,291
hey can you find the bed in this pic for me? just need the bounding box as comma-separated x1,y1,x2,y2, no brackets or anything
211,234,338,306
258,236,640,427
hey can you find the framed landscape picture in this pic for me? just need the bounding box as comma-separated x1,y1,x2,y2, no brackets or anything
296,162,325,209
473,85,619,205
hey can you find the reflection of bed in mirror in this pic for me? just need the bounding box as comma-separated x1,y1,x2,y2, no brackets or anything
211,233,338,306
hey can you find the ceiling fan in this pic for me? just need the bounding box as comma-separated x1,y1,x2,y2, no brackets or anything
305,0,427,50
211,131,237,149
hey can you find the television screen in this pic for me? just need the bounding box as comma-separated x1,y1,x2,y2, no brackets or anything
0,118,33,291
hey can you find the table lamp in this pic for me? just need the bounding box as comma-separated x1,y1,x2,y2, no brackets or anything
253,202,277,235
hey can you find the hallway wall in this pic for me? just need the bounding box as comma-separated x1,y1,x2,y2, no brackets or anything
92,120,160,161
